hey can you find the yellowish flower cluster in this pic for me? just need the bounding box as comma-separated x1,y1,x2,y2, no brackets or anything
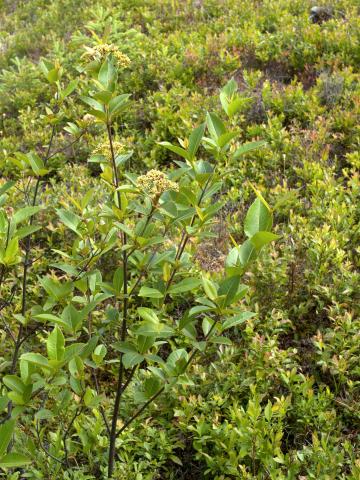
92,141,125,160
85,44,131,68
137,169,179,202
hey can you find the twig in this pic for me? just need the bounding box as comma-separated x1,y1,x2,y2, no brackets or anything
63,403,84,467
162,177,211,303
8,124,56,429
46,132,85,161
35,420,65,465
116,387,165,437
93,371,111,436
115,315,218,439
107,119,129,478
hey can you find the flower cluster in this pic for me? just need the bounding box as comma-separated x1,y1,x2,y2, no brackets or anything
92,141,125,160
137,169,178,203
84,44,131,68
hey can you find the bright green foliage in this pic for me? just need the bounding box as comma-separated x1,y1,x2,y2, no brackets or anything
0,0,359,479
0,31,276,479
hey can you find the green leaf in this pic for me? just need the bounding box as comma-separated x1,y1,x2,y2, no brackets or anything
2,237,20,265
15,225,42,240
93,90,113,105
222,311,256,331
64,122,80,135
115,184,137,193
233,140,266,159
80,96,105,112
244,198,272,237
79,336,98,360
84,388,97,407
0,420,15,456
40,277,73,300
35,409,53,421
3,376,25,395
27,153,48,176
61,79,78,99
20,360,34,385
92,344,107,365
113,267,124,295
202,136,218,151
144,376,162,398
136,322,174,338
122,352,144,369
50,263,78,276
238,240,258,266
6,392,24,406
88,108,107,122
134,322,160,337
234,284,248,302
116,150,132,165
109,94,131,119
48,68,60,83
220,84,240,115
188,305,213,317
64,343,86,363
0,181,15,197
137,335,155,354
217,131,238,149
0,453,32,468
202,276,218,301
202,317,215,336
250,231,280,250
206,112,226,141
225,246,240,269
34,313,62,323
168,277,201,295
0,397,8,411
137,308,159,323
228,97,250,117
20,353,49,369
249,182,272,211
39,59,51,77
60,304,84,333
113,341,137,354
98,58,116,90
0,211,6,231
56,209,82,236
158,142,191,161
47,326,65,362
193,160,213,184
68,356,84,379
188,123,205,159
138,286,164,299
221,77,238,99
166,349,188,375
218,275,241,307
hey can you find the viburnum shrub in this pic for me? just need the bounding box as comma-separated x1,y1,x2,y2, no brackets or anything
0,47,279,478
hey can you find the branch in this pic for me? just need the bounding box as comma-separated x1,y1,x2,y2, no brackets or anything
116,387,165,437
162,177,211,303
46,132,85,161
115,315,218,439
107,119,130,478
63,403,84,468
35,420,65,465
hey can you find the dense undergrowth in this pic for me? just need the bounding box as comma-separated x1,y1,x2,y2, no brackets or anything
0,0,359,479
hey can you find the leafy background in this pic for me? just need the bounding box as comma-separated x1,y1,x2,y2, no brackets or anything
0,0,359,478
